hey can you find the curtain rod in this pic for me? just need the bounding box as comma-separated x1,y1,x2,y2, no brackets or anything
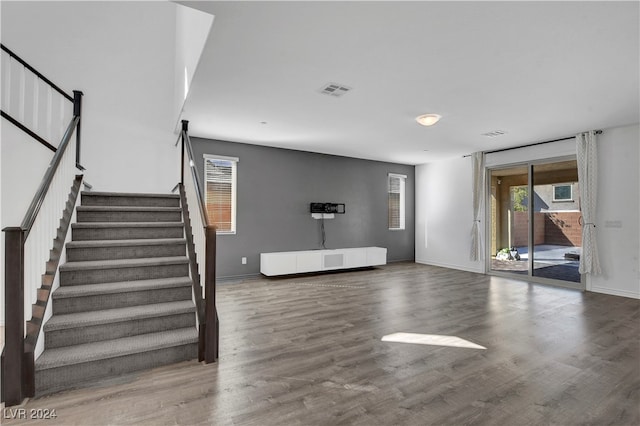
481,129,602,155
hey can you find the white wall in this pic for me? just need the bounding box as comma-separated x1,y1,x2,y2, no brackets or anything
415,123,640,299
174,5,215,129
415,156,484,273
1,1,179,193
588,124,640,298
1,125,55,227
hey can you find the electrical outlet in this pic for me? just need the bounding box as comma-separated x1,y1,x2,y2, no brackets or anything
604,220,622,228
241,257,247,265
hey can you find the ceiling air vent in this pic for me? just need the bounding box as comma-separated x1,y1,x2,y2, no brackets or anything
319,82,352,97
482,130,507,137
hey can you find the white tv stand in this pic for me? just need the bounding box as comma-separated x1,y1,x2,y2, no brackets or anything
260,247,387,276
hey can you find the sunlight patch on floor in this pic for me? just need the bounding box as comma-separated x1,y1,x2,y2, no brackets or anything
381,332,487,350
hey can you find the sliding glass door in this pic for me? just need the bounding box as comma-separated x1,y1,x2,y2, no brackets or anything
489,165,530,276
488,159,583,288
531,160,581,283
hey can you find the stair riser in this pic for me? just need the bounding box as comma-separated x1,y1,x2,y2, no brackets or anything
53,286,193,314
67,244,186,262
72,226,183,241
45,313,196,348
81,194,179,207
36,343,197,397
77,210,182,223
61,263,189,286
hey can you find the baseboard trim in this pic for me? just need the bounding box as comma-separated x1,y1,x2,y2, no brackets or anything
415,259,484,274
388,258,416,263
217,273,262,284
590,286,640,300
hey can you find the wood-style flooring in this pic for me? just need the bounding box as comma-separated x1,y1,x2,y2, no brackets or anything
3,262,639,425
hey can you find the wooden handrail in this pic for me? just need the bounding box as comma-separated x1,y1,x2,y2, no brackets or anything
1,45,84,406
2,115,82,406
181,121,211,228
21,116,79,238
0,110,57,152
1,44,74,102
1,45,81,160
177,120,218,364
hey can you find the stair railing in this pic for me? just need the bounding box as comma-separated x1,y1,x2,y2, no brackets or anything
1,44,84,168
176,120,218,363
1,44,84,406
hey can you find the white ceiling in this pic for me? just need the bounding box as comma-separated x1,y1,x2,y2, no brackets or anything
179,1,639,165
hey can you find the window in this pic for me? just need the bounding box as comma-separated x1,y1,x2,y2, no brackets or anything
388,173,406,230
553,184,573,202
204,154,238,234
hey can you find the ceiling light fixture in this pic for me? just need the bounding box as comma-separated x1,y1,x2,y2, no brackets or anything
416,113,441,127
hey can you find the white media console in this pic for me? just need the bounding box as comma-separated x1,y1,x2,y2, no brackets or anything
260,247,387,276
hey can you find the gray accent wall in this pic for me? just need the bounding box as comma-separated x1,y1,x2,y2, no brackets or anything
190,137,415,278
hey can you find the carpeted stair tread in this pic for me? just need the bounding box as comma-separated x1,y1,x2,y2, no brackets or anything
66,238,186,248
59,256,189,271
76,205,181,212
72,222,183,229
44,300,195,331
37,190,201,395
81,191,179,199
52,276,192,299
36,327,198,370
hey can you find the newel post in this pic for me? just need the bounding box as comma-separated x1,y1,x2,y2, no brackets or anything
181,120,189,185
73,90,83,169
204,225,218,363
2,227,26,406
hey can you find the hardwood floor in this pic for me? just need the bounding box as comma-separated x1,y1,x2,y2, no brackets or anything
3,262,639,425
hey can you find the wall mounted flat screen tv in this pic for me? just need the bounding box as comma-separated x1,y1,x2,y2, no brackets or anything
310,203,345,214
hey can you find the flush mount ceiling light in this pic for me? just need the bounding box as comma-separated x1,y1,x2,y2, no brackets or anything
416,113,441,126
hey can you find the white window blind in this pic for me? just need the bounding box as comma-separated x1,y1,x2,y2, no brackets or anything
388,173,406,230
204,155,238,234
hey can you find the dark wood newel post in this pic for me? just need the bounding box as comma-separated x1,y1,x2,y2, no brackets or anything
3,227,26,406
73,90,83,169
181,120,189,185
204,225,218,363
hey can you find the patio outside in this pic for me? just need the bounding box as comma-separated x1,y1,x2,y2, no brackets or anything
491,244,581,283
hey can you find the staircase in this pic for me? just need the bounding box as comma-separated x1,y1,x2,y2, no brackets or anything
35,191,199,396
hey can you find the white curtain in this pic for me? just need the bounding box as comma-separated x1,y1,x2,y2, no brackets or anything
470,152,484,261
576,131,601,275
